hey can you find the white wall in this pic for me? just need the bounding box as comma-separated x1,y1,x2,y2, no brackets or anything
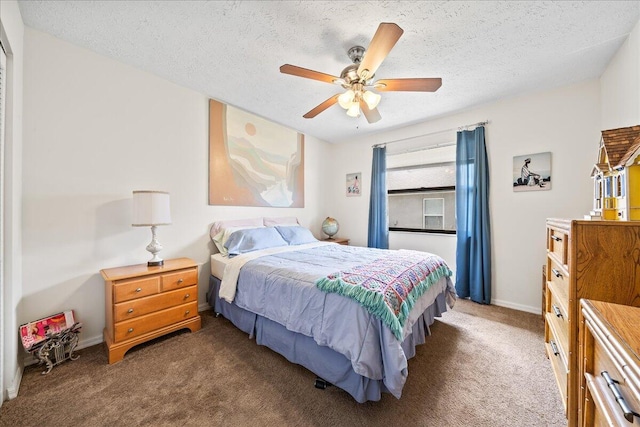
21,28,330,352
329,80,601,313
0,0,25,403
601,19,640,128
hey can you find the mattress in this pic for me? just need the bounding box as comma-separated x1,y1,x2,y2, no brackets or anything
210,253,231,279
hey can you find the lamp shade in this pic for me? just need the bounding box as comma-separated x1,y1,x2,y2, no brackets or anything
132,191,172,226
338,90,355,109
362,90,381,110
346,103,361,118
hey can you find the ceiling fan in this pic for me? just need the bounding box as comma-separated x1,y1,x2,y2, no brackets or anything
280,22,442,124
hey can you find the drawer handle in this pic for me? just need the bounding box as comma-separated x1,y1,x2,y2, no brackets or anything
550,340,559,357
178,278,184,283
127,308,134,314
552,305,563,318
551,235,562,242
185,310,190,315
551,268,562,278
127,328,134,333
135,287,142,293
184,293,190,299
601,371,640,422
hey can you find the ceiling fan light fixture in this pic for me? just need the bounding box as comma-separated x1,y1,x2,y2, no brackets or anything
338,89,355,109
362,90,381,110
346,102,361,118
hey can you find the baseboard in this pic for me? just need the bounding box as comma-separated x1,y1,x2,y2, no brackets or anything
199,302,211,313
491,298,541,315
6,365,22,400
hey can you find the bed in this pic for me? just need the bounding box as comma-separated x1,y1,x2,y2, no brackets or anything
207,217,456,402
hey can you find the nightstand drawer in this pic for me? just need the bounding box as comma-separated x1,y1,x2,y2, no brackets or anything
114,276,160,303
161,268,197,292
114,285,197,322
114,301,198,342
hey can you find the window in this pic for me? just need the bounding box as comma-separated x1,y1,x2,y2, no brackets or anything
423,198,444,228
387,145,456,234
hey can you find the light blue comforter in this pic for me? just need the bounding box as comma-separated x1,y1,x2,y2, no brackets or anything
232,244,456,398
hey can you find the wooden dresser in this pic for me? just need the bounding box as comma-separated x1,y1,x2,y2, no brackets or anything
101,257,201,364
544,219,640,426
580,300,640,426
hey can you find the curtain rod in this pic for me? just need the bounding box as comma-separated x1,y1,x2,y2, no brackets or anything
372,120,489,148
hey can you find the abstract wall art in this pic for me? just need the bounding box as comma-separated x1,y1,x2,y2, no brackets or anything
209,99,305,207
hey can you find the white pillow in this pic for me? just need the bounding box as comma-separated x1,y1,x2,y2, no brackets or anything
213,226,264,256
210,218,263,242
263,216,299,227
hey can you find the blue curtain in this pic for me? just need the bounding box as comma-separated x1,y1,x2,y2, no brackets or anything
455,126,491,304
368,146,389,249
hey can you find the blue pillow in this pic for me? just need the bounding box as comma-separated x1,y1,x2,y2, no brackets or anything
224,227,288,257
275,226,318,245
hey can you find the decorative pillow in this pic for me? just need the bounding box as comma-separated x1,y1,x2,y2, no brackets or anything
213,226,264,256
210,218,263,242
275,226,318,245
263,216,299,227
224,227,289,257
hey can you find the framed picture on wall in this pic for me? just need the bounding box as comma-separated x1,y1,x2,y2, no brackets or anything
346,173,361,197
513,152,551,192
208,99,305,207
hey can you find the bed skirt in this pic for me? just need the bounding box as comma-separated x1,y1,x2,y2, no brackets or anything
207,275,448,402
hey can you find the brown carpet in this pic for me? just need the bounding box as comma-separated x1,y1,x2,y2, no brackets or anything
0,300,565,426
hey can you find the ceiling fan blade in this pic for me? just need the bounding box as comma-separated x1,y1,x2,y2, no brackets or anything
303,94,340,118
375,78,442,92
280,64,341,84
360,100,381,123
357,23,404,80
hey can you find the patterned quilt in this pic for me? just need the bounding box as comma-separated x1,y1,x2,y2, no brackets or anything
315,250,452,340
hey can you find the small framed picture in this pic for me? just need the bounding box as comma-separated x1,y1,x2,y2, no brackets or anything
513,152,551,192
346,173,361,197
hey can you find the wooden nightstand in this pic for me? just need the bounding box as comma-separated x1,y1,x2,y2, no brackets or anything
101,257,201,364
323,237,350,246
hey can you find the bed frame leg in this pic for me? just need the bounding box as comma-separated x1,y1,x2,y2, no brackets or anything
314,377,332,390
214,312,221,318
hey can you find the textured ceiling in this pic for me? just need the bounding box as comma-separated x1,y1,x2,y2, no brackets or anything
17,1,640,143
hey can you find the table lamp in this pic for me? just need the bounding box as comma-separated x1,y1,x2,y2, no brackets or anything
132,190,171,266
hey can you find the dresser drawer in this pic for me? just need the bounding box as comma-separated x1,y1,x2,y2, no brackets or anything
114,276,160,303
548,257,568,297
585,373,632,427
547,277,568,321
114,285,197,322
114,301,198,342
587,322,640,424
161,268,197,292
548,227,568,266
592,353,640,425
546,290,568,361
546,339,568,412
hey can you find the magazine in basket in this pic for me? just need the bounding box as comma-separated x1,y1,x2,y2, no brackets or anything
20,311,76,351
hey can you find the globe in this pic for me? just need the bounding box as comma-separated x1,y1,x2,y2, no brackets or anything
321,217,339,238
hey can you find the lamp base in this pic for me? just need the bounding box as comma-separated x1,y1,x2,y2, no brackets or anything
145,225,164,267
